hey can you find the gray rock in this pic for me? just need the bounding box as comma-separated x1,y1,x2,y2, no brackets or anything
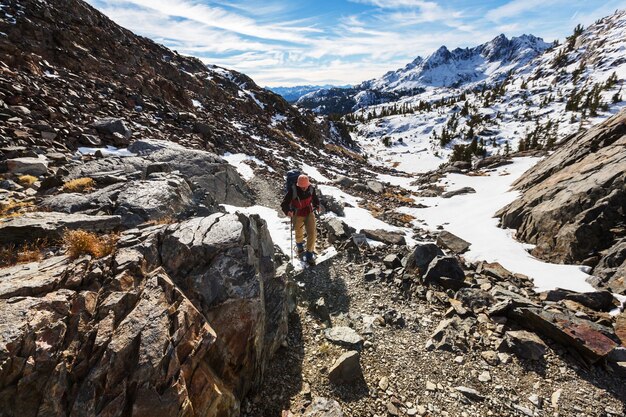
0,212,121,244
406,243,445,273
325,218,355,243
424,256,466,289
114,175,192,227
366,180,384,194
436,230,471,254
455,386,485,401
539,288,615,311
93,117,132,142
427,316,473,352
455,288,496,313
311,297,331,325
362,229,406,245
364,268,381,281
334,176,354,188
302,397,343,417
6,156,49,176
442,187,475,198
497,110,626,293
328,351,361,384
324,326,363,346
383,254,402,269
504,330,547,361
319,193,345,217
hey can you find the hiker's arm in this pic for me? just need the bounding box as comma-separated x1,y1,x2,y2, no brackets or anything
280,189,293,215
312,187,321,211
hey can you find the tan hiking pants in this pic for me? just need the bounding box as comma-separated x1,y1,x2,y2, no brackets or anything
294,212,316,252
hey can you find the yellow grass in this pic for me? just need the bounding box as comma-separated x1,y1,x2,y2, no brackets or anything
0,200,35,218
63,230,119,259
62,177,95,193
145,215,175,226
18,175,38,186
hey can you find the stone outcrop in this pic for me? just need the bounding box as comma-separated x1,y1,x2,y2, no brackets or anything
0,213,287,416
0,211,121,244
498,110,626,293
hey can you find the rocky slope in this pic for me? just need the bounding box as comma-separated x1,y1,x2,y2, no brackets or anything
0,0,363,172
498,109,626,294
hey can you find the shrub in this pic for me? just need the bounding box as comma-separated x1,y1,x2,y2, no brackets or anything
18,175,38,186
63,230,118,259
62,177,95,193
0,242,44,267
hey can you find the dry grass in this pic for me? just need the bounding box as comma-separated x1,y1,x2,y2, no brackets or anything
18,175,38,186
62,177,95,193
396,213,416,223
325,143,366,162
0,200,36,218
145,215,175,226
63,230,119,259
382,191,415,204
0,241,44,267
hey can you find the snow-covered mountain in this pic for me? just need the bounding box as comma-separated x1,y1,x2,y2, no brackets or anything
297,33,550,112
305,9,626,173
268,84,351,102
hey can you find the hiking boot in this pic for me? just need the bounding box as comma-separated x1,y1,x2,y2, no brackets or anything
296,243,305,256
304,251,315,265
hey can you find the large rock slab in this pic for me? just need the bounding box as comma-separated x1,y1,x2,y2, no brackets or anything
424,256,466,289
325,218,355,243
324,326,364,347
6,156,49,176
509,306,618,363
436,230,471,254
0,212,287,416
497,110,626,293
128,139,252,206
0,211,121,244
361,229,406,245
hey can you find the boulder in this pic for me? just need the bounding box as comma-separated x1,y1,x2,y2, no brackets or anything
591,240,626,294
424,256,465,289
328,351,361,384
442,187,475,198
366,180,384,194
405,243,445,273
504,330,547,361
539,288,615,312
128,139,252,206
383,254,402,269
6,156,49,176
93,117,132,141
509,307,618,363
436,230,471,254
361,229,406,245
324,326,363,347
497,110,626,293
319,193,345,217
0,212,287,416
455,288,496,314
0,212,121,244
325,218,355,243
114,175,193,227
334,176,354,188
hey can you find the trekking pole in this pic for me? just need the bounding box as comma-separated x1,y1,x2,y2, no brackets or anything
290,215,293,264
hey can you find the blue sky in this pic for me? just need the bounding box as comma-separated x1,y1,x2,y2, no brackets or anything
86,0,625,86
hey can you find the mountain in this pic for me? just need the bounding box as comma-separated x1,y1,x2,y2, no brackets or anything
268,84,351,103
297,33,550,113
302,10,626,174
0,0,362,170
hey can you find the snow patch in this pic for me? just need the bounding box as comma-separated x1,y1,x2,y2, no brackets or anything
77,146,135,157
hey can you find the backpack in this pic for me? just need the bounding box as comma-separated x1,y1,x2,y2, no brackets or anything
285,169,301,195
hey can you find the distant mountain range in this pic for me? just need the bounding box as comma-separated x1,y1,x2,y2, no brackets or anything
296,33,552,114
267,84,351,103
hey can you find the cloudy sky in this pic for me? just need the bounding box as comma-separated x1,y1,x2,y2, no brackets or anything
86,0,625,87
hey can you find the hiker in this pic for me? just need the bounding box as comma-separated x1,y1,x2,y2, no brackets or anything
281,174,321,264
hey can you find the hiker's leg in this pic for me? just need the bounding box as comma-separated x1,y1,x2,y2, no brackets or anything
295,215,305,246
305,212,316,253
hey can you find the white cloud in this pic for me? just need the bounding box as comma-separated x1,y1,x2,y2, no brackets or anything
486,0,560,21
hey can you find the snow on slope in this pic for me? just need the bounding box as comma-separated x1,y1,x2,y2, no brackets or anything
349,10,626,173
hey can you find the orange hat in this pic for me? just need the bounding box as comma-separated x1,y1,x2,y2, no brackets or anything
297,174,310,187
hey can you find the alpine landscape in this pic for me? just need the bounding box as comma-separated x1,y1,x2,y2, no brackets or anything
0,1,625,416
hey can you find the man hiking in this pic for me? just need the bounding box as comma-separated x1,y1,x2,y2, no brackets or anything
281,174,321,265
